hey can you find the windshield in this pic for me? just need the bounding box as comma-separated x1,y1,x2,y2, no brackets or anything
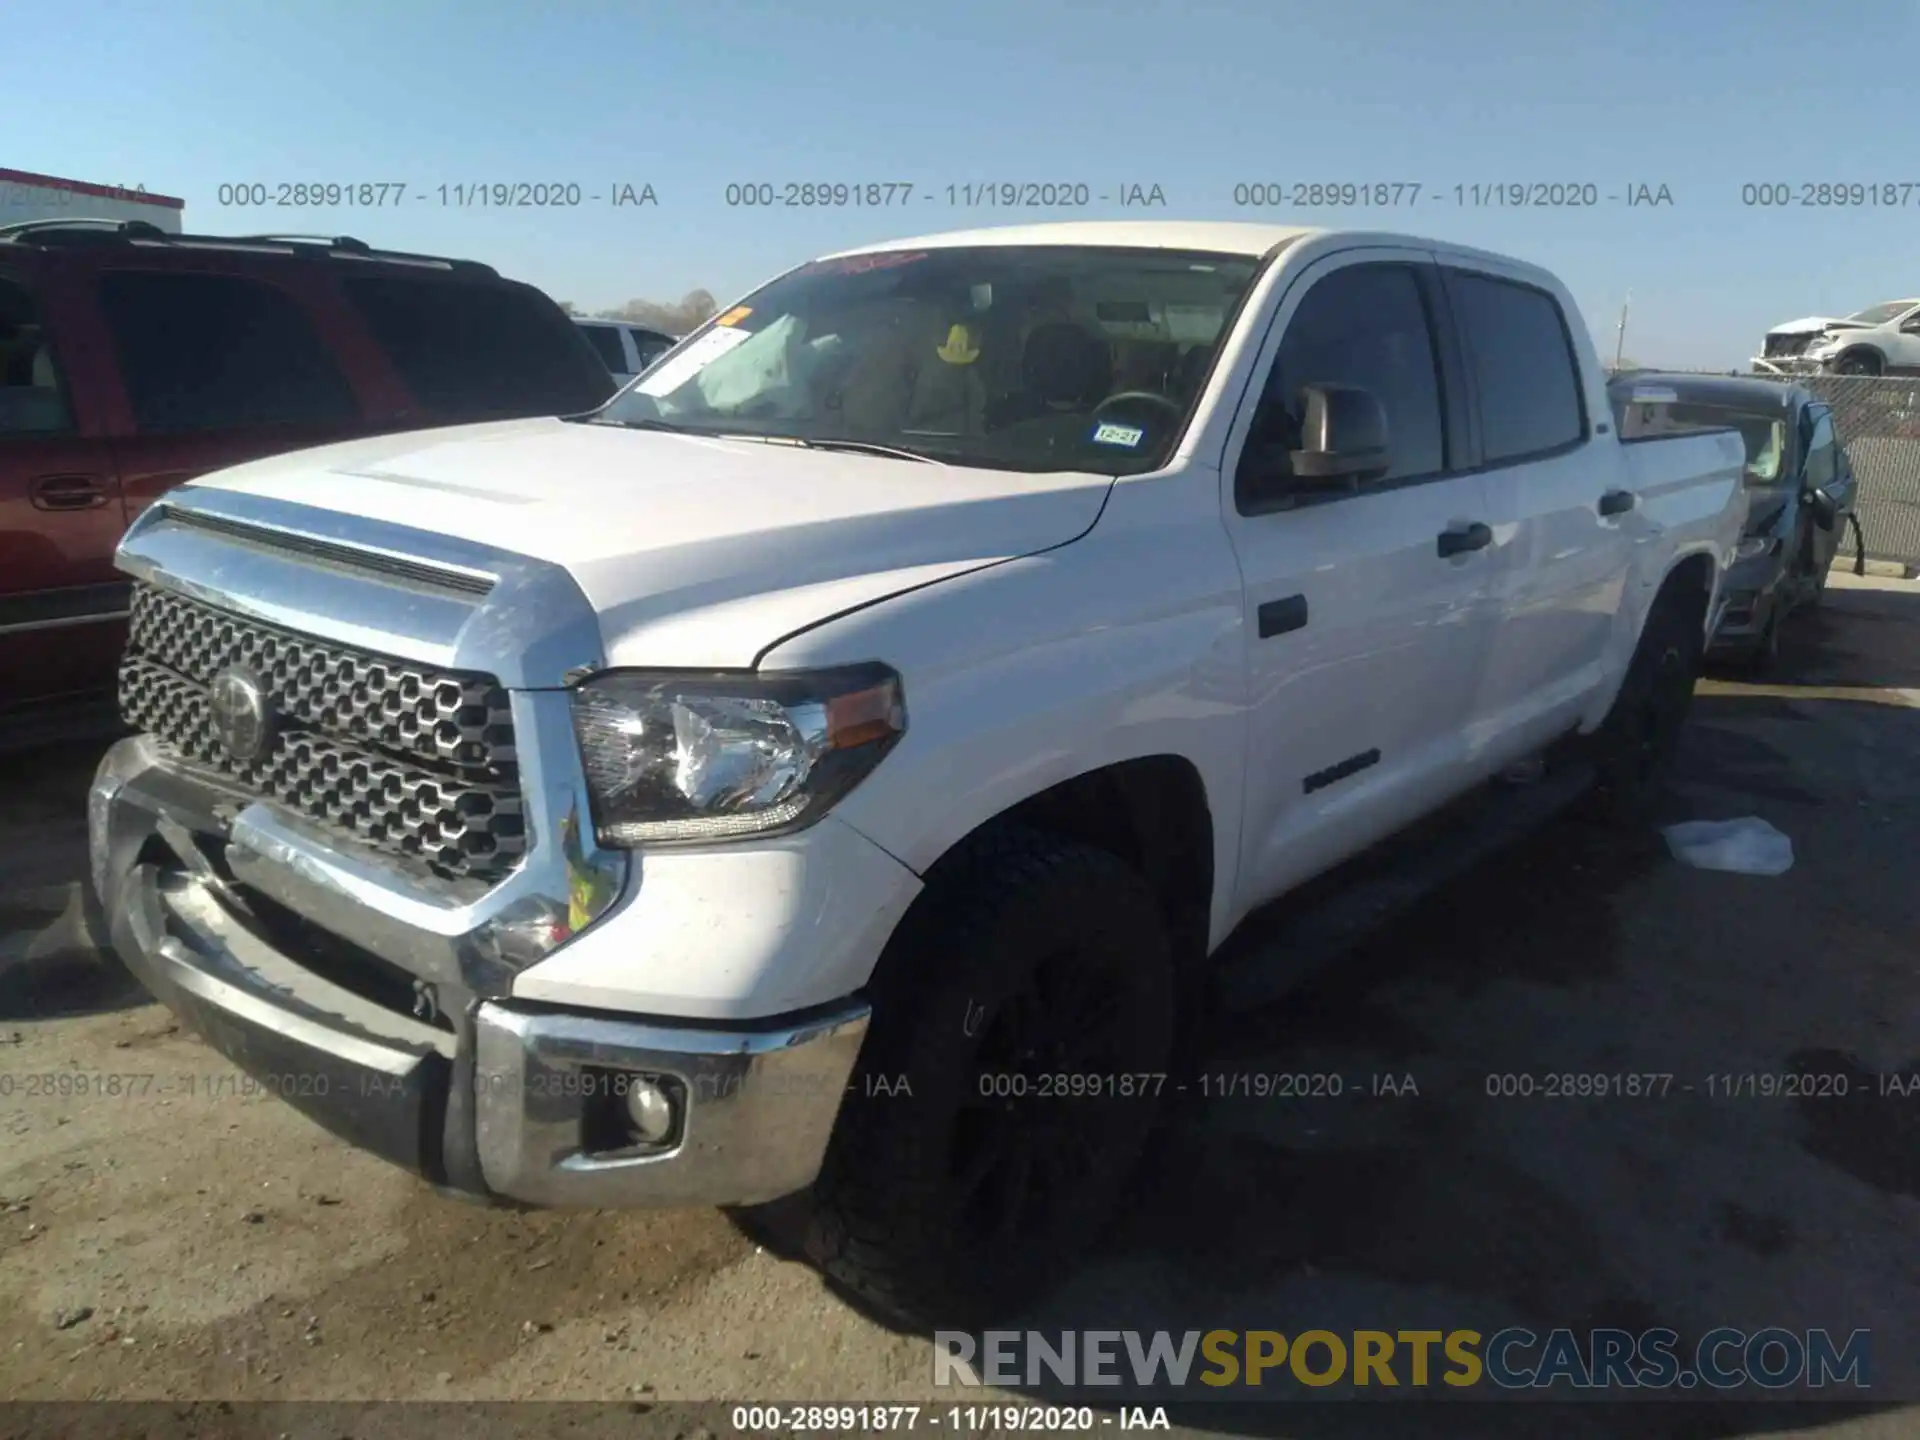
1842,301,1915,325
593,245,1265,474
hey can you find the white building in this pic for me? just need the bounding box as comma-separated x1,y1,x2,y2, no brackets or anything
0,167,184,232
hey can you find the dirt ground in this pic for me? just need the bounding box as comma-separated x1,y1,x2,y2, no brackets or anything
1,573,1917,1439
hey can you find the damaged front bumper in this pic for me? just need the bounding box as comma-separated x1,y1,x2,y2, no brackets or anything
88,736,871,1209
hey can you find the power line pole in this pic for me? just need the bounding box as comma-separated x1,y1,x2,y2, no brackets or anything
1613,292,1631,370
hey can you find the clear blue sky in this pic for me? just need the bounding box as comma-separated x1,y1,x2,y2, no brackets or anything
8,0,1919,369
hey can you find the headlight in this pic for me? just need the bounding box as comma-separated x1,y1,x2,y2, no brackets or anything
1733,536,1777,561
570,664,905,845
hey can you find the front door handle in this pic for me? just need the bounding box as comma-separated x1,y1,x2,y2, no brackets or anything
28,474,110,511
1436,521,1493,558
1598,488,1636,517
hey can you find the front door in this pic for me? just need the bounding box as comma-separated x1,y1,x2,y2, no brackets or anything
1221,250,1499,913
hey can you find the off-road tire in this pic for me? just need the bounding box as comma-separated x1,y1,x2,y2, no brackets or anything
1585,590,1704,826
800,826,1175,1328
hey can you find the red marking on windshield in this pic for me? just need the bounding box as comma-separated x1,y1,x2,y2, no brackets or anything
806,251,931,275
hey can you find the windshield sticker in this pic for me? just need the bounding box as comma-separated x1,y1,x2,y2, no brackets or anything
634,324,754,396
1091,422,1146,448
806,250,930,276
936,324,980,365
714,305,752,327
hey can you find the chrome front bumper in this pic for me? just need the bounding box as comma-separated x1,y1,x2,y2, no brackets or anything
89,736,872,1209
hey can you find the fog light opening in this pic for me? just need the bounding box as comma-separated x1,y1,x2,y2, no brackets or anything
581,1069,685,1157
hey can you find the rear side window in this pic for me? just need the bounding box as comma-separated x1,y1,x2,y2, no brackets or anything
580,324,628,373
1447,270,1586,464
342,276,613,422
631,330,673,370
98,270,360,433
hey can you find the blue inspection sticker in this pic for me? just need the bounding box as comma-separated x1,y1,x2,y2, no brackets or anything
1090,421,1146,449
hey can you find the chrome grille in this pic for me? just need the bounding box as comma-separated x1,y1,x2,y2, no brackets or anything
119,583,524,880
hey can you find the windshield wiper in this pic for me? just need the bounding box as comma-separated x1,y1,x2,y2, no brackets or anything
597,416,691,434
775,437,947,466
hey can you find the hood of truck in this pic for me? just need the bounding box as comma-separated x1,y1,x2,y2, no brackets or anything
182,416,1114,669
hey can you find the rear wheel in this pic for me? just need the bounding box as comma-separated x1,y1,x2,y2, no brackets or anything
801,827,1175,1327
1586,590,1704,825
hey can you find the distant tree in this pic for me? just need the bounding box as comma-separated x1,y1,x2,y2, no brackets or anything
555,299,580,316
595,288,720,335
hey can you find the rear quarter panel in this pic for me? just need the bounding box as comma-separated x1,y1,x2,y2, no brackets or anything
1579,427,1744,730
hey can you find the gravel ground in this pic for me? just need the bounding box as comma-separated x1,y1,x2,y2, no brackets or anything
1,573,1916,1439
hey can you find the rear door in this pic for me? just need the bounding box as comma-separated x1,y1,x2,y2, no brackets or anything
1222,249,1499,909
0,263,132,709
89,260,382,526
1442,261,1632,758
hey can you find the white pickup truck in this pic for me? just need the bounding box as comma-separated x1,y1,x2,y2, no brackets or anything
87,221,1745,1325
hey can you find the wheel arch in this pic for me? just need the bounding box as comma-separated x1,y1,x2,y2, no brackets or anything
1830,344,1886,374
1582,547,1718,733
878,754,1218,974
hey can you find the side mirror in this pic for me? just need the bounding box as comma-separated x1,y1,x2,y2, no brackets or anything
1239,383,1392,506
1806,487,1838,531
1290,384,1392,483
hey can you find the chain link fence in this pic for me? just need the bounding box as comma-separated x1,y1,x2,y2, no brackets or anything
1609,367,1920,571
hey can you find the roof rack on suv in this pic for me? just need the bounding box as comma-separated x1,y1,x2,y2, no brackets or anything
0,218,497,277
237,233,376,252
0,217,172,240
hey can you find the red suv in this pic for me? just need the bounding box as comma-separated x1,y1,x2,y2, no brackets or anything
0,219,615,749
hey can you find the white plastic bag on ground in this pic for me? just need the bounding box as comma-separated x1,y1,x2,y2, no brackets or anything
1662,817,1795,876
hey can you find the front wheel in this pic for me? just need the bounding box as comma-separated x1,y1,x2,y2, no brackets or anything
1833,351,1882,376
801,827,1175,1327
1585,591,1704,826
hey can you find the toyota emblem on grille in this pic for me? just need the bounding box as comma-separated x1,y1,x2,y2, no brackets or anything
208,665,276,762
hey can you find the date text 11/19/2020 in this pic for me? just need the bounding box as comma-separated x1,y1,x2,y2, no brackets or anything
1231,182,1675,208
214,182,659,209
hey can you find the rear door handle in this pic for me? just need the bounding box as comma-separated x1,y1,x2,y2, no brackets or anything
1598,488,1636,517
1436,521,1493,558
28,474,110,511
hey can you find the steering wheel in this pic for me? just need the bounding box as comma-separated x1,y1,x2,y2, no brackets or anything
1092,390,1183,425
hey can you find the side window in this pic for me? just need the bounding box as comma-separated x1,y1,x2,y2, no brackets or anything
1447,270,1586,464
0,275,75,435
580,325,628,373
631,331,672,370
1803,409,1837,489
1245,262,1446,500
97,270,361,434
